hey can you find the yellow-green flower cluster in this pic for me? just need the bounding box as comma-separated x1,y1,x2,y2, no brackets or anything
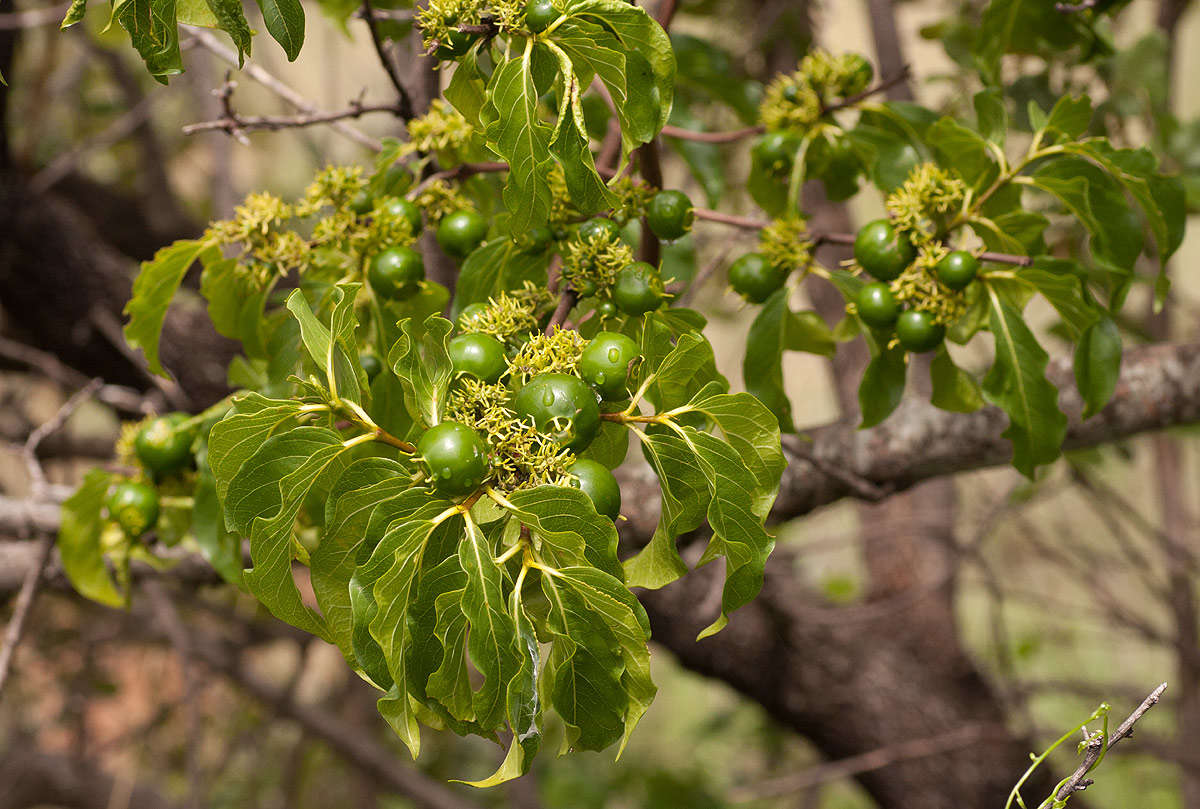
561,230,634,296
414,179,474,224
296,165,366,216
889,243,967,326
609,177,656,225
205,192,293,247
401,100,475,161
546,164,579,224
759,49,874,133
507,329,586,383
458,283,555,344
417,0,484,49
759,216,812,276
885,163,967,242
445,377,574,491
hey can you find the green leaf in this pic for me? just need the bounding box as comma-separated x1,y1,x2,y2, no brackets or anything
743,290,835,432
858,344,908,428
113,0,183,81
456,517,522,732
974,88,1007,146
313,458,417,660
58,469,125,607
1043,94,1093,141
201,0,252,65
539,565,654,754
452,238,551,318
254,0,305,60
682,429,775,639
200,256,273,358
61,0,88,27
225,426,363,639
445,50,489,129
982,288,1068,477
624,429,706,590
482,47,556,231
681,389,786,522
930,349,983,413
387,315,455,429
123,239,207,377
925,117,999,191
641,328,725,411
286,285,365,406
1074,317,1121,419
505,486,622,579
1029,155,1144,271
558,0,675,147
1060,140,1187,265
193,456,245,587
544,42,615,216
208,393,302,502
1016,259,1099,339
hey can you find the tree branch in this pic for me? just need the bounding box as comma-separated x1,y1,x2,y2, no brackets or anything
1052,683,1168,800
183,98,410,137
186,28,382,151
360,0,415,119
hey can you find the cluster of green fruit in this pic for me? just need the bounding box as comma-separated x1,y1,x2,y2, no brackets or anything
565,189,694,318
407,328,642,521
104,414,197,540
427,0,565,61
852,219,977,353
362,196,488,302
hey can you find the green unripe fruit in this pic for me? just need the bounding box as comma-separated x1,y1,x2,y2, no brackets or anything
728,253,788,304
457,303,489,329
579,331,640,400
567,459,621,520
577,218,623,244
525,0,558,32
360,353,384,381
106,480,160,539
645,189,694,241
436,28,474,60
853,219,916,281
841,54,874,96
448,333,507,383
349,191,374,216
524,225,555,252
368,246,425,300
855,282,900,329
437,210,488,259
572,277,599,298
595,300,618,319
935,250,979,291
895,310,946,353
133,413,195,478
417,421,489,498
378,196,423,235
380,163,414,197
512,373,601,452
752,132,800,171
612,262,665,316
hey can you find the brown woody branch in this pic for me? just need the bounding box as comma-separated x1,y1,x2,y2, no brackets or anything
360,0,415,119
183,98,410,137
690,210,1034,267
1052,683,1168,801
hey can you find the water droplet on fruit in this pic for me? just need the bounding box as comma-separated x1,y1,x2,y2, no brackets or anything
541,389,556,407
441,467,452,478
607,347,620,362
595,371,606,385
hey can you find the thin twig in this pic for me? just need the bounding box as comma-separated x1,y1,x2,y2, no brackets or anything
660,69,912,144
783,434,895,502
693,211,1036,267
183,99,408,136
0,379,103,700
90,306,192,411
186,27,382,151
0,335,153,414
361,0,415,119
676,242,736,305
729,723,996,801
1053,683,1168,801
407,161,509,197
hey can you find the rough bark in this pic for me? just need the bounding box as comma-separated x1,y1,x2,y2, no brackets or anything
0,178,237,406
